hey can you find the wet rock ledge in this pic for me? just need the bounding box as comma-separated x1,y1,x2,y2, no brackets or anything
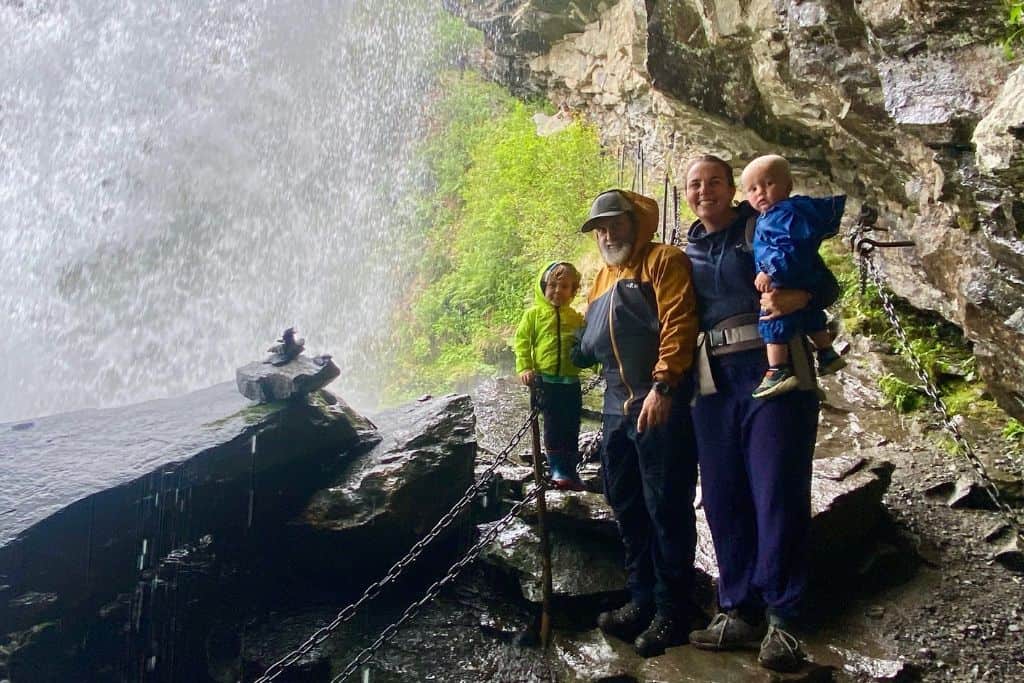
0,386,476,681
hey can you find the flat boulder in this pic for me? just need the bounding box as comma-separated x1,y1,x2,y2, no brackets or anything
520,489,618,538
810,454,896,562
984,523,1024,572
479,517,625,602
299,394,477,573
236,355,341,402
483,460,535,500
699,454,895,579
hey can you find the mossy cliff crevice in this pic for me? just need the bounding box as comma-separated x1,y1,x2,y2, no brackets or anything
448,0,1024,420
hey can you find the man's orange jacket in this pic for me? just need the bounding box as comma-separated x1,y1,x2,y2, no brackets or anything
574,191,699,415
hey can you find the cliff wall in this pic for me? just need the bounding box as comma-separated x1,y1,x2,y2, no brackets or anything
451,0,1024,419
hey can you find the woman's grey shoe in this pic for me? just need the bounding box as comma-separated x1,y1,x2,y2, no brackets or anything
689,611,766,650
757,624,806,672
634,614,688,658
597,601,653,642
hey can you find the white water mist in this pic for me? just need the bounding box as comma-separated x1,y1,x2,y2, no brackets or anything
1,0,449,421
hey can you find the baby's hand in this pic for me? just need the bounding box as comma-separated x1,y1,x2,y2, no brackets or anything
754,271,773,293
519,370,536,386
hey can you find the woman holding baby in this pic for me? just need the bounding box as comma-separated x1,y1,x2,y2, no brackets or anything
682,154,842,673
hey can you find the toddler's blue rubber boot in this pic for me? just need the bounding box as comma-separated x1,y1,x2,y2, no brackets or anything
547,452,585,491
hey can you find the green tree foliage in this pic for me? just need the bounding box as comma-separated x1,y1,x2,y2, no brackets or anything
1006,1,1024,57
428,10,484,66
387,73,618,399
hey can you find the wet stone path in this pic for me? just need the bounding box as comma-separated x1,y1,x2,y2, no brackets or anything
344,338,1023,683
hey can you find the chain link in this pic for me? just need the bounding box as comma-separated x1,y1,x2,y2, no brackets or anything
256,377,604,682
254,406,537,682
863,254,1024,543
332,482,545,682
580,374,604,396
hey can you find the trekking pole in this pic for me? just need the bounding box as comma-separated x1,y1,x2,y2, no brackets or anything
661,173,669,243
618,145,625,188
670,185,680,246
638,145,643,195
528,381,554,648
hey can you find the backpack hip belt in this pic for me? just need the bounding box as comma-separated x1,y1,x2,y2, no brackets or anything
694,314,818,396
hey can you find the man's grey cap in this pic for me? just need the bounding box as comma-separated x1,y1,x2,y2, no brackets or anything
581,190,633,232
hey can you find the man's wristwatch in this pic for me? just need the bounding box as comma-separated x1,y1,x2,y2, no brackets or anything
652,380,673,397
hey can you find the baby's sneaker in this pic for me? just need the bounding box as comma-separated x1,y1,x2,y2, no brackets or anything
816,347,847,376
752,365,799,399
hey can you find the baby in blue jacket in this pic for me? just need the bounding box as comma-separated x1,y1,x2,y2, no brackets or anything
741,154,847,399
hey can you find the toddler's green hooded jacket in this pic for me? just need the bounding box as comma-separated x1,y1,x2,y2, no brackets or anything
512,261,585,379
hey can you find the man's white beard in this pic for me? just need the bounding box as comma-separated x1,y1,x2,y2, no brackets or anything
600,242,632,266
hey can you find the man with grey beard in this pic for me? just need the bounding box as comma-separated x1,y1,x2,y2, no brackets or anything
572,189,701,657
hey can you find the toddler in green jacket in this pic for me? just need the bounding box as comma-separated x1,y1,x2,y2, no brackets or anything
513,261,586,490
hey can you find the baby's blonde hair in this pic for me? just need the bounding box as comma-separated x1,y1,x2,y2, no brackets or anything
740,154,793,190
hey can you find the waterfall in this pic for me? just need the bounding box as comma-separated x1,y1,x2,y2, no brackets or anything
0,0,447,422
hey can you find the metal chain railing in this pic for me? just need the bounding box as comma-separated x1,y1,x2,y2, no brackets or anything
860,251,1024,544
256,376,605,682
332,481,545,682
253,407,537,682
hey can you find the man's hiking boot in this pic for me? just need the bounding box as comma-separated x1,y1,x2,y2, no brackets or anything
752,365,799,399
689,611,766,651
816,347,847,376
597,601,653,642
632,613,689,657
633,613,689,658
758,624,806,672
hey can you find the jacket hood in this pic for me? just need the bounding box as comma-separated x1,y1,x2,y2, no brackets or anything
533,260,572,306
686,218,711,243
620,190,659,247
772,195,846,238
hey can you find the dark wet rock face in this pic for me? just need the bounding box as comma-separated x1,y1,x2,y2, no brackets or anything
0,384,375,624
0,385,375,676
445,0,607,91
238,566,554,683
1,386,492,680
298,393,477,577
453,0,1024,419
480,515,627,601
